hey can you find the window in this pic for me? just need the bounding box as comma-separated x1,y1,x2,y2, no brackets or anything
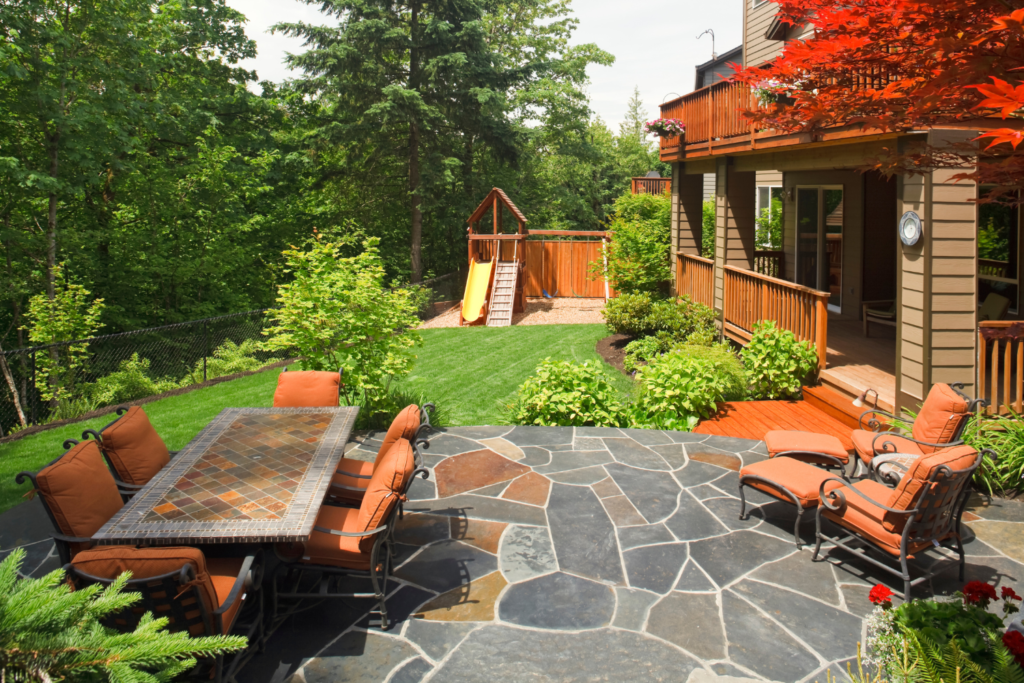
756,186,783,250
978,189,1019,314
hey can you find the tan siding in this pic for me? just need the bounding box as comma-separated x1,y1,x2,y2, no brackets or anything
745,0,784,66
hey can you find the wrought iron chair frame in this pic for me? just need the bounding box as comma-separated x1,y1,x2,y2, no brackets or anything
811,449,990,602
65,551,265,683
272,440,431,632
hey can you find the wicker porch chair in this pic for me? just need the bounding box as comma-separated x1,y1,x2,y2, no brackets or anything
329,404,435,504
272,368,344,407
78,406,172,490
15,440,127,565
66,546,264,683
272,437,427,631
852,382,985,476
812,444,986,602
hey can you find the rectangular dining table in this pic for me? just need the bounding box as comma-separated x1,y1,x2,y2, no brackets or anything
94,407,359,545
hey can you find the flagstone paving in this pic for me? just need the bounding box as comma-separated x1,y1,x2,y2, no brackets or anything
2,425,1023,682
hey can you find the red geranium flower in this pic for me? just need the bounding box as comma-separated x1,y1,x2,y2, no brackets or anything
963,581,998,606
869,584,894,607
1003,630,1024,668
1002,586,1022,602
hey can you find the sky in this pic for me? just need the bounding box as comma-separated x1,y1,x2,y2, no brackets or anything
223,0,743,133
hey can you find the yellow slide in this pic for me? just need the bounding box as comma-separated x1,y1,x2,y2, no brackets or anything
461,259,493,323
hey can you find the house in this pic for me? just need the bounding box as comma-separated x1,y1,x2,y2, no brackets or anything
660,0,1020,419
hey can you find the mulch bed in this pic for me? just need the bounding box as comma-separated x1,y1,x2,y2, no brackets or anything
596,334,633,376
0,359,294,446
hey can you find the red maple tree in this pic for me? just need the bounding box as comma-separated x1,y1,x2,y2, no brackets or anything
730,0,1024,202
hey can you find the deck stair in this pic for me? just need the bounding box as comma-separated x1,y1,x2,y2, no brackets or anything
486,261,518,327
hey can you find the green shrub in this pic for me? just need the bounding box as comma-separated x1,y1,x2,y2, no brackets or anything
627,350,727,431
0,548,246,682
741,320,818,399
90,353,180,408
361,386,449,431
623,335,669,373
603,292,716,343
589,193,671,294
507,359,625,427
701,200,715,259
962,412,1024,497
185,339,264,384
674,343,746,401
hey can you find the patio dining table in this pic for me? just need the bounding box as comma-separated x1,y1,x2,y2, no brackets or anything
94,407,358,546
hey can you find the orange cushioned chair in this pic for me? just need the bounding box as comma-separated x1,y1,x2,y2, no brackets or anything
272,369,343,408
739,455,849,547
852,382,982,472
16,440,126,564
273,437,426,631
330,404,434,503
81,406,171,488
812,444,986,602
66,546,264,683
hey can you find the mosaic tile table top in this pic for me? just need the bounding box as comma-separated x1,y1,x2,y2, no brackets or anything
94,407,358,545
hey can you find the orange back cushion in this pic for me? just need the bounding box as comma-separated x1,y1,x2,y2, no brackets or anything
883,444,980,531
273,370,340,408
374,404,420,469
71,545,218,634
912,383,971,453
36,441,123,540
101,407,170,486
357,438,415,552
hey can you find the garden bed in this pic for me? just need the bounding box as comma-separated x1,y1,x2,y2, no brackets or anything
595,333,632,375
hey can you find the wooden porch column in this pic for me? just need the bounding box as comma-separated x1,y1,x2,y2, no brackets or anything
672,166,705,295
713,158,756,313
896,131,978,411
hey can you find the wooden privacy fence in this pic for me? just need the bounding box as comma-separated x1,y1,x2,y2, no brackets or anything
522,240,609,298
723,266,829,370
978,322,1024,415
677,253,714,308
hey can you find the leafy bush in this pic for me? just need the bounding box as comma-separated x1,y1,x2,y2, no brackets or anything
361,385,448,431
507,359,625,427
0,548,246,682
603,292,716,343
962,412,1024,496
755,196,783,250
627,350,727,431
185,339,264,384
701,199,715,259
675,343,747,401
90,353,180,408
263,236,422,427
741,320,818,399
589,193,671,294
624,335,668,373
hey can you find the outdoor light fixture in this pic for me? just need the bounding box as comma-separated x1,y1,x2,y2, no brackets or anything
899,210,923,246
852,388,879,409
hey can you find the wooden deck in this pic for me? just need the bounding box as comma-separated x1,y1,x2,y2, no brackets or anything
821,314,897,412
694,399,855,451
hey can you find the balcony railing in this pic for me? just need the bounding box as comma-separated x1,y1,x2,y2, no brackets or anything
978,321,1024,415
631,177,671,195
659,80,759,159
754,250,785,279
677,253,714,309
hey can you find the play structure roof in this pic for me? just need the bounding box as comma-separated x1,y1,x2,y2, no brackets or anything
467,187,528,226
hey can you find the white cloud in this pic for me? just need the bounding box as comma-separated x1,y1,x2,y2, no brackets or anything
224,0,742,130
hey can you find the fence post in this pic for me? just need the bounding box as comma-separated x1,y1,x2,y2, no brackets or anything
203,320,209,382
30,350,37,425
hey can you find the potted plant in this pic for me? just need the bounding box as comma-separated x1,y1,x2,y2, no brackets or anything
644,118,685,140
753,79,796,107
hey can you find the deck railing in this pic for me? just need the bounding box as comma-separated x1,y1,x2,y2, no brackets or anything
722,265,829,370
677,253,715,308
978,322,1024,415
659,80,758,155
754,250,785,279
631,177,671,195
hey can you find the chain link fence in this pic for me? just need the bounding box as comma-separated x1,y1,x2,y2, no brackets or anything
0,271,466,435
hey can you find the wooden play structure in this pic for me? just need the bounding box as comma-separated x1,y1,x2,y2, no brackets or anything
460,188,613,327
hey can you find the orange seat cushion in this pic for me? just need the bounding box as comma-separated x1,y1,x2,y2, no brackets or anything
100,407,170,486
911,383,971,454
330,459,374,503
36,441,123,551
301,505,372,570
71,546,244,635
273,370,341,408
740,457,838,508
883,444,979,531
356,439,416,552
852,430,924,465
821,479,934,556
374,405,420,469
764,430,849,465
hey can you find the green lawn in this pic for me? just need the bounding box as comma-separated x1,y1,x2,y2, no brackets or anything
0,323,626,514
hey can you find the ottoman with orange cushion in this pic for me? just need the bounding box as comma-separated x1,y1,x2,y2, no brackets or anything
763,430,850,470
739,456,844,547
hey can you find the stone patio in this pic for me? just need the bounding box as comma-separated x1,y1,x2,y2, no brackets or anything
2,425,1023,682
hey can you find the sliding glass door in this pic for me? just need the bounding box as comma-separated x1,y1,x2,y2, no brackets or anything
795,186,844,313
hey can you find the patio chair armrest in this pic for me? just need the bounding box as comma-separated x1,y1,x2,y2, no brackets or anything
775,451,849,470
334,469,373,480
871,432,962,454
52,532,96,544
869,453,918,486
858,408,898,432
313,524,387,538
817,476,916,515
212,554,257,617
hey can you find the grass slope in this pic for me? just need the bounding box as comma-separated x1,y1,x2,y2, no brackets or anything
0,323,626,514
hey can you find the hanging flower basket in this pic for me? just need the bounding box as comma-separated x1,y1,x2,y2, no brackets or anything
645,118,686,139
753,80,796,107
